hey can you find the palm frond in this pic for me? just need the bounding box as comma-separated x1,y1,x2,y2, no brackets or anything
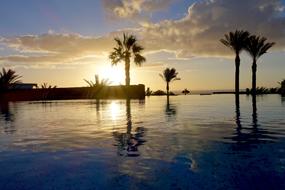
134,54,146,66
245,35,275,59
220,30,250,54
160,68,180,83
132,44,144,53
0,68,22,90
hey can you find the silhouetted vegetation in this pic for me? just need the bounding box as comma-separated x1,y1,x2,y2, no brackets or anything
182,88,190,95
84,75,111,87
245,35,275,95
145,87,152,96
220,30,250,95
109,33,146,86
246,87,280,94
0,68,22,92
152,90,166,96
150,90,176,96
160,68,180,97
40,83,57,89
279,79,285,95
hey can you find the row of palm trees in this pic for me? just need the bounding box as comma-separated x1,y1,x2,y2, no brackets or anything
109,32,276,97
0,31,278,96
220,30,275,96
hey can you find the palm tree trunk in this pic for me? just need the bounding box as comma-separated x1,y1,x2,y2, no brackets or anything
166,82,169,96
252,58,257,95
252,94,257,127
125,57,130,86
126,99,132,134
235,54,240,95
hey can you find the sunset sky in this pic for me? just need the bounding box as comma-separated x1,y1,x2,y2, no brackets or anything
0,0,285,90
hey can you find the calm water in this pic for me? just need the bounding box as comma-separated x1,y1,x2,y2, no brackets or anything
0,95,285,190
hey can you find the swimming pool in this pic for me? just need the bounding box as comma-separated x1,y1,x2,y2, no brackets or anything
0,95,284,189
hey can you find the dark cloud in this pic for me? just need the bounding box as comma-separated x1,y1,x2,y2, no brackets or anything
0,0,284,66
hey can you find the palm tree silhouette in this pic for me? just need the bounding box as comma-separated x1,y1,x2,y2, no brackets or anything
84,75,111,87
182,88,190,95
109,33,146,86
0,68,22,91
245,35,275,95
220,30,250,95
160,68,180,96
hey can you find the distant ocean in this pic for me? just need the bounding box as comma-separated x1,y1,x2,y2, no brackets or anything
172,89,239,95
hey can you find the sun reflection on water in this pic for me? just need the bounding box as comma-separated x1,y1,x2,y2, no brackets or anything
110,101,121,121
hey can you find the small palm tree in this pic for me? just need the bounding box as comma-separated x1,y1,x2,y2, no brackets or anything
84,74,111,87
182,88,190,95
220,30,250,95
109,33,146,86
160,68,180,96
0,68,22,91
245,35,275,95
40,83,57,89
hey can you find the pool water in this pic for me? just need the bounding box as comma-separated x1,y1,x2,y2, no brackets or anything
0,95,285,190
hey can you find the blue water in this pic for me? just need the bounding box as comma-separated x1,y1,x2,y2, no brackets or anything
0,95,284,190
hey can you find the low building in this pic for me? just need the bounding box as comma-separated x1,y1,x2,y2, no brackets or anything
11,83,38,90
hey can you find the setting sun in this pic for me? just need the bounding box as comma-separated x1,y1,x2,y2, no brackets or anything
99,65,125,85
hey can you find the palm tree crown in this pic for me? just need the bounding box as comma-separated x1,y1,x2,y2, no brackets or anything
245,35,275,60
220,30,250,54
0,68,22,90
245,35,275,95
160,68,180,96
109,33,146,85
160,68,180,83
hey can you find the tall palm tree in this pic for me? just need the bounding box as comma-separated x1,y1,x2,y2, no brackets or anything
109,33,146,86
220,30,250,95
0,68,22,91
245,35,275,95
160,68,180,96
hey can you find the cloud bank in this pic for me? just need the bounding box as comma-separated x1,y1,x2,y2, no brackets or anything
140,0,285,57
0,0,285,66
102,0,174,19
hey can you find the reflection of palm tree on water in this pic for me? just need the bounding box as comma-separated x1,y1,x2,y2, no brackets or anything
165,96,176,117
232,95,274,146
0,101,14,123
112,99,146,157
235,96,242,136
0,101,16,134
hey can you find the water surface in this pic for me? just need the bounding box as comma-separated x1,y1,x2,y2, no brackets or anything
0,95,285,190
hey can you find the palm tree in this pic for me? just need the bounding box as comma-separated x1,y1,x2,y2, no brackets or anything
220,30,250,95
182,88,190,95
40,83,57,89
160,68,180,96
0,68,22,91
109,33,146,86
84,75,111,87
245,35,275,95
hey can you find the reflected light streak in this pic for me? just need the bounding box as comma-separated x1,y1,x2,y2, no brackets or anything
110,101,120,121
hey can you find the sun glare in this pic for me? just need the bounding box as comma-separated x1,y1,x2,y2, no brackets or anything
99,65,125,85
110,101,121,120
